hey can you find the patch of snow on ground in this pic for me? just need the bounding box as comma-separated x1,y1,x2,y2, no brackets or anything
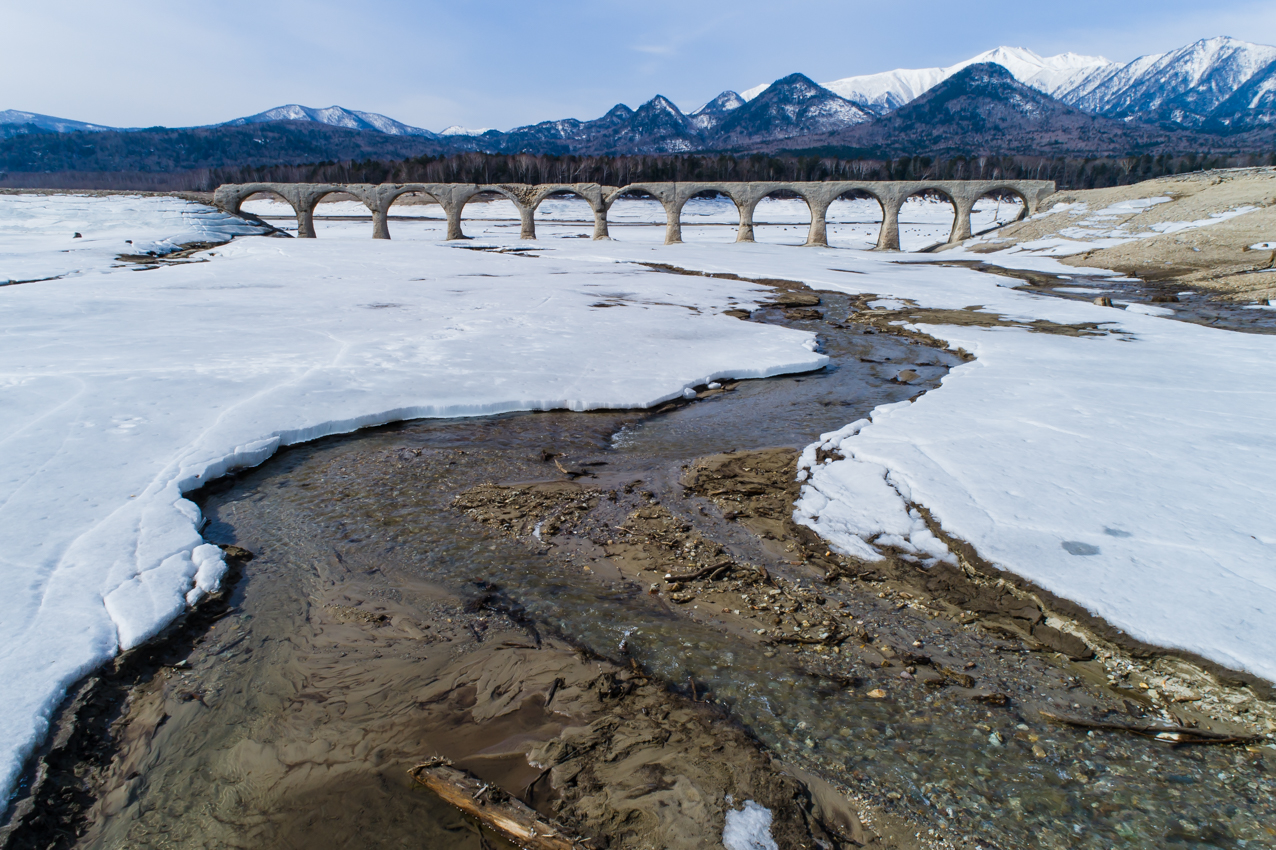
722,800,779,850
972,198,1259,257
1088,196,1173,218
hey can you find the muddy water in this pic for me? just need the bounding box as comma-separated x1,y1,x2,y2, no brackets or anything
49,295,1276,850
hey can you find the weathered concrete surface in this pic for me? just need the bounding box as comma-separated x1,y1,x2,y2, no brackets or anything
212,180,1056,249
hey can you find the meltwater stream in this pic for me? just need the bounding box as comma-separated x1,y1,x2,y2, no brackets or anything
75,295,1273,850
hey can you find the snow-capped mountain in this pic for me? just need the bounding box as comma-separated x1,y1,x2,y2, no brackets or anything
7,35,1276,170
690,91,746,132
217,104,437,137
822,63,1180,157
739,47,1115,114
713,74,872,147
0,109,119,138
775,38,1276,133
1054,37,1276,130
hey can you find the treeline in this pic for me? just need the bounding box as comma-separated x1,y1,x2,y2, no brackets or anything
6,150,1275,193
198,150,1276,190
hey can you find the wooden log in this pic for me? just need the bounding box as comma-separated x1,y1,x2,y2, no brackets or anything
1038,710,1260,745
408,761,589,849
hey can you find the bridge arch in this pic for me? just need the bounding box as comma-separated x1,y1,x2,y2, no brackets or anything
966,185,1029,239
893,186,960,252
745,187,814,247
457,186,530,240
234,188,296,219
530,186,608,240
825,187,886,250
605,186,673,244
379,186,446,240
677,188,744,245
300,187,379,238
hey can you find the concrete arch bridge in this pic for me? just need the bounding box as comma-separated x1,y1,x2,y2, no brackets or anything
213,180,1055,250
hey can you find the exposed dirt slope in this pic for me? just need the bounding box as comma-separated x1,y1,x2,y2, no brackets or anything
963,167,1276,302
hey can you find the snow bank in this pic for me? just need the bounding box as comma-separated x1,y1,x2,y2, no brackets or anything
0,198,827,807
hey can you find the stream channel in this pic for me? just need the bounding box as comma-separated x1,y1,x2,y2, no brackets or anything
24,290,1275,850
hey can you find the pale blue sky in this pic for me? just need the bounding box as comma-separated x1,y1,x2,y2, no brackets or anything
4,0,1275,131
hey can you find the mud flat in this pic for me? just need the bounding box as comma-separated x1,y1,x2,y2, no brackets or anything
4,289,1274,850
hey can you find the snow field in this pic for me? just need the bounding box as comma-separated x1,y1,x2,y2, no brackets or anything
0,194,270,284
0,196,828,807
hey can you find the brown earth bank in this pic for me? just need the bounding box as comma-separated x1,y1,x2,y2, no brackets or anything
958,167,1276,303
4,280,1275,850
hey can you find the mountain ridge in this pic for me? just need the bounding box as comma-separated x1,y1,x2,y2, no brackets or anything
5,37,1276,173
806,63,1206,157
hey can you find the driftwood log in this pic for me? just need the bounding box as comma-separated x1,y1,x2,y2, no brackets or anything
409,761,590,849
1038,710,1260,745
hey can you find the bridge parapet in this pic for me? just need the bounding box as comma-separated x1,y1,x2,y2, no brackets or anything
214,180,1056,249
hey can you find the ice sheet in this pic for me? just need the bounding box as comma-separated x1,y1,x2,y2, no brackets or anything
1,193,270,284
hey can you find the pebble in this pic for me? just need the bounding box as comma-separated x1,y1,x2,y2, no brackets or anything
1032,744,1048,759
988,732,1003,747
868,688,888,699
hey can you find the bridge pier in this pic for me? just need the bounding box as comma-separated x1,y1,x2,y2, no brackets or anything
518,205,537,240
592,207,611,240
736,203,755,242
876,200,902,251
372,208,390,240
804,196,831,247
296,203,317,239
949,197,974,243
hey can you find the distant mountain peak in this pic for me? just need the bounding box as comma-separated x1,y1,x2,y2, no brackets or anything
439,125,494,136
714,74,872,147
0,109,118,137
689,91,745,132
218,104,437,138
1055,35,1276,130
821,60,1177,157
693,91,745,115
805,46,1114,114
